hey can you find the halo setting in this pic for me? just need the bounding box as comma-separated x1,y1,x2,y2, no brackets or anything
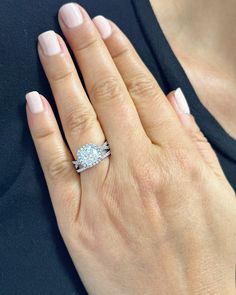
73,141,110,173
77,144,102,168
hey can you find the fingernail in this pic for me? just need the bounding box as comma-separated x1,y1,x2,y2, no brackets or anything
38,30,61,56
60,3,84,28
93,15,112,39
174,88,190,114
26,91,44,113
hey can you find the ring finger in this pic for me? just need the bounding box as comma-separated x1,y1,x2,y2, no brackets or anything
38,31,107,179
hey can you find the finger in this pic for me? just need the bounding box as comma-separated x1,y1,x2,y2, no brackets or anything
94,18,186,147
167,88,225,177
25,91,81,233
37,31,106,158
58,4,147,156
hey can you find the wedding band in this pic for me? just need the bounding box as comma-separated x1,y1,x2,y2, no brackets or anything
72,141,111,173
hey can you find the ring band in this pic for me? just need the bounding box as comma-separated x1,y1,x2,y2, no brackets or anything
73,141,111,173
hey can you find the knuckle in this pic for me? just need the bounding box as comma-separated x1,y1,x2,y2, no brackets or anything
136,167,161,192
74,33,100,54
101,183,123,216
170,148,202,180
34,126,56,141
46,155,72,181
190,129,208,144
112,46,131,60
91,77,124,104
74,219,98,253
65,108,97,136
50,70,75,84
126,74,158,99
57,194,79,232
131,150,163,192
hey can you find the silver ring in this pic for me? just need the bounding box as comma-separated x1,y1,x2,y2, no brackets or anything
72,141,111,173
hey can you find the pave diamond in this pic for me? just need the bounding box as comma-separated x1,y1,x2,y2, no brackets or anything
77,144,102,168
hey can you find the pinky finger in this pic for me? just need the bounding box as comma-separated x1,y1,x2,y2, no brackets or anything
167,88,225,178
26,91,81,233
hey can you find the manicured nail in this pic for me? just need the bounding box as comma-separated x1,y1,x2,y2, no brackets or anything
93,15,112,39
38,30,61,56
174,88,190,114
26,91,44,113
60,3,84,28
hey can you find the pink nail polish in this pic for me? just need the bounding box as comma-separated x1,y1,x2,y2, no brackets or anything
38,30,61,56
26,91,44,113
93,15,112,39
60,3,84,28
174,88,190,114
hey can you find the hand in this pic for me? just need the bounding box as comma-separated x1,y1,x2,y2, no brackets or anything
26,3,236,294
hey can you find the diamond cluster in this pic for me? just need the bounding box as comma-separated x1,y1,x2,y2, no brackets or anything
76,144,102,168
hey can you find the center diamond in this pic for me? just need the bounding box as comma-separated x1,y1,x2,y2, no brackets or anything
77,144,102,168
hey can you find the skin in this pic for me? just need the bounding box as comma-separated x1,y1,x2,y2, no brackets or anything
26,3,236,295
150,0,236,139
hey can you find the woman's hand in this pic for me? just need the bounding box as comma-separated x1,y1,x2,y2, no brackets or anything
26,3,236,294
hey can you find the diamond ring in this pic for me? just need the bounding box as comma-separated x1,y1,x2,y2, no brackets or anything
72,141,111,173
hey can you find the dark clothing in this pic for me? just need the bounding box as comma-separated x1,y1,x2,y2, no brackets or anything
0,0,235,294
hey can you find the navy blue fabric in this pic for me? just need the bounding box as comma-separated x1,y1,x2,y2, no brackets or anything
0,0,235,294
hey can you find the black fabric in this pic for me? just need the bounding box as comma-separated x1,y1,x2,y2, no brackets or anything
0,0,235,294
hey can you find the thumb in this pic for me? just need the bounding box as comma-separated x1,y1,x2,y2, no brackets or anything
167,88,224,178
